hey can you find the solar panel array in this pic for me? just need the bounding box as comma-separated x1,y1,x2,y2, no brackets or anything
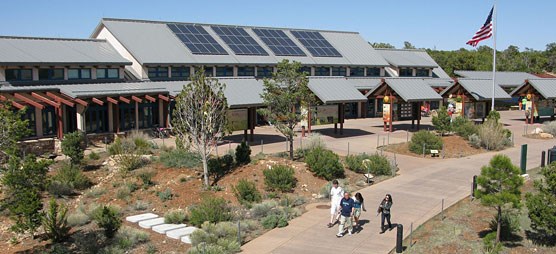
252,29,306,56
290,31,342,57
211,26,268,56
167,24,228,55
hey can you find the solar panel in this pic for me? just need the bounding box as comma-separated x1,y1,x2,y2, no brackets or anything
167,23,228,55
290,31,342,57
211,26,268,56
252,29,306,56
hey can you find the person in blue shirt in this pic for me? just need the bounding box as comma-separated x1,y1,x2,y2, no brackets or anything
336,191,355,237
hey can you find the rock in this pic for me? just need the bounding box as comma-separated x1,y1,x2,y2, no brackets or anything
312,193,317,198
532,127,544,134
540,133,554,139
301,184,308,188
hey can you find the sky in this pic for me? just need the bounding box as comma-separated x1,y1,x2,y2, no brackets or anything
0,0,554,51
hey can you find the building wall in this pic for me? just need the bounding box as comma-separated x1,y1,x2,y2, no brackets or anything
95,26,144,80
1,64,124,81
0,66,4,81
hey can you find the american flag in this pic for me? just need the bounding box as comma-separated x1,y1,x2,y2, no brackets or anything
466,7,494,47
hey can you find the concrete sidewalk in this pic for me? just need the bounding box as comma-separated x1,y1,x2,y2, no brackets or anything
241,111,552,253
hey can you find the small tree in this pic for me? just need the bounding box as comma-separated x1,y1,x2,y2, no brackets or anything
173,68,229,186
259,60,315,159
475,154,524,244
432,106,451,136
43,198,71,243
235,141,251,165
0,102,30,158
94,205,121,238
526,162,556,238
61,131,84,166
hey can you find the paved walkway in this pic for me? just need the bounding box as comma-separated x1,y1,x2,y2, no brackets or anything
241,111,553,253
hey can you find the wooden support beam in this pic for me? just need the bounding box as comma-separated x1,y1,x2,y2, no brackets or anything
119,96,130,104
74,98,88,106
45,91,74,107
14,93,44,110
158,94,170,102
92,97,104,106
145,94,156,102
131,95,142,103
31,92,59,108
0,95,25,109
107,97,118,105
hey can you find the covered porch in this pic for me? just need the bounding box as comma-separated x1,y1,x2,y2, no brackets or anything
510,79,556,124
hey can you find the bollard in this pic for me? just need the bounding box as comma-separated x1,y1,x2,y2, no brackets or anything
441,199,444,221
377,134,380,148
285,137,288,151
442,143,445,158
383,137,385,147
387,131,390,145
261,139,264,154
238,221,241,245
541,151,546,167
422,143,426,158
520,144,527,174
549,149,552,165
409,222,413,248
472,175,477,199
396,224,404,253
406,131,409,142
104,136,108,151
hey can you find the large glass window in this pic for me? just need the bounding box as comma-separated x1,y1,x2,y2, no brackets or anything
119,103,135,131
237,66,255,76
331,67,346,76
256,67,274,78
299,66,311,76
416,69,430,77
314,67,330,76
366,67,381,77
350,67,365,77
148,67,169,78
96,68,120,79
399,68,413,77
138,102,159,129
42,106,57,136
85,105,108,133
39,68,64,80
194,66,213,77
68,68,91,80
171,66,190,79
19,106,36,137
5,69,33,81
216,67,234,77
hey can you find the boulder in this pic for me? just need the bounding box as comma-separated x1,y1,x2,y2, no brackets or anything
540,133,554,139
531,128,544,134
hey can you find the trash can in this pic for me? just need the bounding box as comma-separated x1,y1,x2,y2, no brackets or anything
550,146,556,164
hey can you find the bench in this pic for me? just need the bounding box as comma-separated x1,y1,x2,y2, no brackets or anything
510,105,520,111
430,149,439,157
363,173,374,183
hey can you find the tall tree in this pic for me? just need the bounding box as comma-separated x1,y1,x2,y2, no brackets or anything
259,59,315,159
475,154,524,244
0,101,30,158
403,41,416,49
526,163,556,238
370,42,395,49
172,68,229,186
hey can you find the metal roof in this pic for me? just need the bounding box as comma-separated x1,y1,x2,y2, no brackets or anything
453,71,538,87
412,50,451,78
368,78,442,102
94,18,389,67
307,77,367,104
375,49,438,68
346,77,382,90
0,36,131,66
424,78,453,88
510,79,556,99
441,79,511,101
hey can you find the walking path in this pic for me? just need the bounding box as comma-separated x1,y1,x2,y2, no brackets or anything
241,111,553,253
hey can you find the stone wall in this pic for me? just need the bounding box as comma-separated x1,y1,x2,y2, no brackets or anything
18,138,57,156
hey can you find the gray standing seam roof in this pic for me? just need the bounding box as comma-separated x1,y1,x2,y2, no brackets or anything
345,77,382,90
454,71,538,87
368,78,442,102
307,77,367,104
440,79,511,101
510,79,556,99
0,36,131,65
375,49,438,68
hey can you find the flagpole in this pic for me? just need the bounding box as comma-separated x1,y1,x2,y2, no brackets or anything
491,1,497,111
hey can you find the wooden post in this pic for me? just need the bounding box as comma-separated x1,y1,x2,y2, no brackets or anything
339,103,344,135
135,101,139,130
417,101,422,130
389,93,393,132
531,94,535,124
307,105,312,133
461,91,466,118
115,104,120,133
56,106,63,139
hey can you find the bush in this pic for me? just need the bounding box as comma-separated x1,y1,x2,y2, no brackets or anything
483,231,502,254
233,179,262,206
42,198,71,243
50,163,92,195
109,132,151,173
67,211,90,227
115,226,149,250
61,131,84,166
432,106,452,136
88,151,100,160
477,120,510,150
235,141,251,165
133,200,150,211
487,110,500,123
135,168,156,187
189,221,241,253
164,209,187,224
452,116,478,139
157,188,173,202
159,149,201,169
408,131,443,155
250,201,278,218
304,147,344,180
189,196,232,227
304,133,326,151
469,134,482,148
263,165,297,192
85,188,106,198
261,214,288,229
344,153,392,175
47,181,74,197
489,211,520,241
94,205,122,238
208,154,234,181
542,120,556,136
116,187,131,200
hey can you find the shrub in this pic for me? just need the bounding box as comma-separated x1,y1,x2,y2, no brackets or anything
487,110,500,123
235,141,251,165
61,131,84,166
469,134,482,148
49,163,91,196
94,205,122,238
159,149,201,168
157,188,173,202
483,231,502,254
133,200,150,211
304,133,326,151
408,131,443,155
42,198,71,243
452,116,478,139
208,154,234,181
189,196,232,227
135,168,156,187
344,153,392,175
250,201,278,218
116,187,131,200
542,120,556,136
88,151,100,160
263,165,297,192
67,211,90,227
432,106,452,136
477,120,509,150
125,182,139,193
85,188,106,198
489,211,520,241
164,209,187,224
189,221,241,253
304,147,344,180
261,214,288,229
47,181,74,197
233,179,262,206
109,132,151,173
115,226,149,250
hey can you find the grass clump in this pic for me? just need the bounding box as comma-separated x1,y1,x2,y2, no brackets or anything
159,149,201,169
157,188,173,202
67,211,90,227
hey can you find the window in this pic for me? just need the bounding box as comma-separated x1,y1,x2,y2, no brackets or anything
256,67,273,78
349,67,365,77
20,107,36,137
416,69,430,77
68,69,91,80
96,68,120,79
366,67,381,77
39,68,64,80
194,66,214,77
5,69,33,81
314,67,330,76
331,67,346,76
171,66,190,79
399,68,413,77
119,103,135,131
85,105,108,133
148,67,169,78
299,66,311,75
237,66,255,76
216,67,234,77
138,102,159,129
42,106,57,136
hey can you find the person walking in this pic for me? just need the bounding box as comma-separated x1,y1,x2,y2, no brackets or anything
327,179,344,227
378,194,393,233
352,192,366,228
336,192,355,237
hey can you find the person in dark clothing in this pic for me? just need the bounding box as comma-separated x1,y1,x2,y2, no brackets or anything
378,194,393,233
336,192,355,237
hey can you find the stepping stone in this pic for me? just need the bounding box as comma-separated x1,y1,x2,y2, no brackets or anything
181,235,192,244
138,218,165,229
152,223,187,234
166,226,197,239
125,213,159,223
